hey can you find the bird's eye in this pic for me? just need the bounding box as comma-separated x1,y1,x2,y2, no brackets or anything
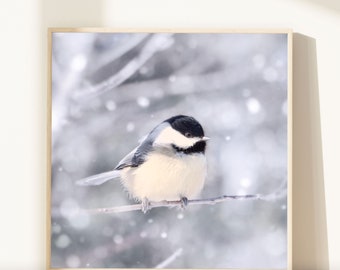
185,132,193,138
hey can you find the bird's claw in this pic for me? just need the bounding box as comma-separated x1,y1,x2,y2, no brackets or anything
180,197,188,210
141,197,150,213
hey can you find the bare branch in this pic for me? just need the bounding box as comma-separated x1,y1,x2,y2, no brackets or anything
74,33,174,100
84,193,271,215
155,248,183,268
87,34,149,73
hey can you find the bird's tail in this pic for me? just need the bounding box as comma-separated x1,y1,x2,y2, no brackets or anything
76,170,120,186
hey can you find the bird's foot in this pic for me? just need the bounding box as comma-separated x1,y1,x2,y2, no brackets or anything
180,196,188,210
141,197,150,214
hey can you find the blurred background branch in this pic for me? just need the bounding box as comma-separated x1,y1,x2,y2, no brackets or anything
155,248,183,268
51,33,288,268
73,34,174,100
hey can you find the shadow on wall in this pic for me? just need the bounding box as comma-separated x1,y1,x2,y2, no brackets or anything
293,33,329,270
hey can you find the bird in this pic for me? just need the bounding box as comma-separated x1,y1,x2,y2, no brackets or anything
76,115,209,212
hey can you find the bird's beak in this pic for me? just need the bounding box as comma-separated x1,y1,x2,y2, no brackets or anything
201,136,210,141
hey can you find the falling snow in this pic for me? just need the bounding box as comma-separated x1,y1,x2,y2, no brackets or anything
52,223,61,234
263,67,278,82
240,177,252,188
252,54,266,70
137,96,150,108
51,33,288,269
126,122,135,132
140,231,147,238
113,234,124,244
246,98,261,114
177,213,184,220
70,54,87,71
105,100,117,111
55,234,71,249
66,255,81,268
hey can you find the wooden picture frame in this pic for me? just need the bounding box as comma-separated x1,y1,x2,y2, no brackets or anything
47,28,292,270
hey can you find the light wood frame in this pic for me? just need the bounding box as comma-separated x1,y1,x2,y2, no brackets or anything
47,28,293,270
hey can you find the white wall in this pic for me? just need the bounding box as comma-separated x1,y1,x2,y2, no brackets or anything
1,0,339,269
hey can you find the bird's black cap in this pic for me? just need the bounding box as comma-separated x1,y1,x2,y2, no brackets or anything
164,115,205,138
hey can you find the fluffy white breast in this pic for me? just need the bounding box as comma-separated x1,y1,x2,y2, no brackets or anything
120,152,207,202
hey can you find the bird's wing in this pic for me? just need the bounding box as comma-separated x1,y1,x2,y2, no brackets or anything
77,129,160,185
76,170,120,186
114,122,168,170
114,139,153,170
114,146,140,170
76,142,150,186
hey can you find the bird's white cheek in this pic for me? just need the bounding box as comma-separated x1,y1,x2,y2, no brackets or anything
154,126,197,148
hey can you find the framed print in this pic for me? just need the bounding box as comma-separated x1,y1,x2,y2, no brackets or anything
47,28,292,269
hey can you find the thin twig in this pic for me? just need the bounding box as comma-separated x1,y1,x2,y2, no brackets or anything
74,33,174,100
155,248,183,268
84,193,266,214
88,33,149,73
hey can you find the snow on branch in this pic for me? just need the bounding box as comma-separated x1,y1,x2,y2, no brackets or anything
83,187,286,215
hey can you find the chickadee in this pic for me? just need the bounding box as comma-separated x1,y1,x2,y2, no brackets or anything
77,115,209,210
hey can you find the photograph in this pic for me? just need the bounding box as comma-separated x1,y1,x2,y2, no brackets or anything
49,30,290,269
